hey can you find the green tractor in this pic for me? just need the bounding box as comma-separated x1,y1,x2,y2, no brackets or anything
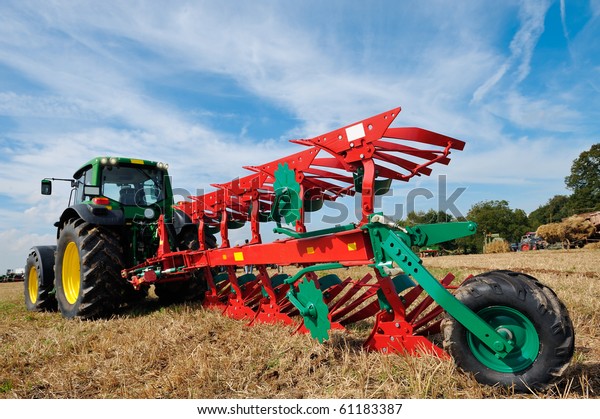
24,156,207,319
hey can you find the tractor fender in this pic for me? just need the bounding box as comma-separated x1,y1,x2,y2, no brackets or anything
27,245,57,287
172,208,194,235
56,205,125,237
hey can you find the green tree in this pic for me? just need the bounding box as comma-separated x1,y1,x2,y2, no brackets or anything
528,195,571,230
457,200,530,253
400,209,455,226
565,143,600,213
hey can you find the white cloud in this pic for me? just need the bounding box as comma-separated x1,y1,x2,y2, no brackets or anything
512,0,552,82
485,92,581,132
472,63,510,105
0,92,98,120
0,229,56,272
472,0,551,103
560,0,569,40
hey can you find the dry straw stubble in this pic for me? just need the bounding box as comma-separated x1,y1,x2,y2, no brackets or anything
1,249,599,398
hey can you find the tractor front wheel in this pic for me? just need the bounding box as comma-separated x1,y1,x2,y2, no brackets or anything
55,218,126,319
442,270,574,391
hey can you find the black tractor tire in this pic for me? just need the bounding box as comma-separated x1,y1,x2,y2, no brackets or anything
155,226,214,304
154,273,207,304
175,225,217,251
55,218,127,319
442,270,574,392
24,246,58,312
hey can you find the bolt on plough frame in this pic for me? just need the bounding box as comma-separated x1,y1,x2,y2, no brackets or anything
123,107,574,391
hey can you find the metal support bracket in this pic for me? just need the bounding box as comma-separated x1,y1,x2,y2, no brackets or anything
378,230,515,358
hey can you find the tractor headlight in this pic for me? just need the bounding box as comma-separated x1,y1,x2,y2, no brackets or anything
109,157,118,165
100,157,108,165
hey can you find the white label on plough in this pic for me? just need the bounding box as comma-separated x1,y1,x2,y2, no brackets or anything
345,123,365,142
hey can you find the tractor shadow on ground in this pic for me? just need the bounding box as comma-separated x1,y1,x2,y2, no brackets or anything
113,297,204,319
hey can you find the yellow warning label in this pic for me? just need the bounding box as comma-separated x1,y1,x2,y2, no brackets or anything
222,254,227,260
306,246,315,254
347,242,357,251
130,159,145,165
234,252,244,262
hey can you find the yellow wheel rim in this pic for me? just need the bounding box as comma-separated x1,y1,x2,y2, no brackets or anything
62,242,81,305
28,265,38,304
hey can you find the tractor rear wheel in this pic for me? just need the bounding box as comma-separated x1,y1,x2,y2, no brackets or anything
442,270,574,391
55,218,126,319
24,246,58,312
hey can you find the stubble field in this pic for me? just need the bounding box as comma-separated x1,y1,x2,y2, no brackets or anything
0,249,598,399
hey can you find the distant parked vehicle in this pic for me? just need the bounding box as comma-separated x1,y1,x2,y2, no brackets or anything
1,268,25,282
518,232,546,251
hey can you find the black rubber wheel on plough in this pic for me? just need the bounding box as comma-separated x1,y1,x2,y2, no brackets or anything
55,218,127,319
442,270,574,392
24,246,58,312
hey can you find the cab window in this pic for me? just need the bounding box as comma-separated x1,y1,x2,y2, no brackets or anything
71,166,92,205
101,165,164,206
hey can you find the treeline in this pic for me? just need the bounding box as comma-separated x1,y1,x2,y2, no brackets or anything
398,143,599,253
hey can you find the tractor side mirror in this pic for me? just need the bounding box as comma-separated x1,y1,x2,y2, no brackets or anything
41,179,52,195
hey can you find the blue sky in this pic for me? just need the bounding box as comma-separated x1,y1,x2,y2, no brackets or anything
0,0,598,272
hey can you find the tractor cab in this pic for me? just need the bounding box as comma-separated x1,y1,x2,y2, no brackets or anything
41,156,178,269
42,156,174,224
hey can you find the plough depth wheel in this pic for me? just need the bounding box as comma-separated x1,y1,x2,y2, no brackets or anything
442,270,574,391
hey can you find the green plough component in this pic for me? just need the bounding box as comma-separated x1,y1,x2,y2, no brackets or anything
406,221,477,247
272,162,302,225
380,234,514,357
287,279,330,343
364,214,515,358
283,263,342,342
273,223,355,239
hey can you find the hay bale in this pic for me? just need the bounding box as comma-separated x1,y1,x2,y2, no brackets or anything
484,239,511,254
562,216,595,243
536,216,595,248
536,223,565,244
584,241,600,250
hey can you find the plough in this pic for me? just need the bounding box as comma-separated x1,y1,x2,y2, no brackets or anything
27,106,574,391
122,107,574,391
